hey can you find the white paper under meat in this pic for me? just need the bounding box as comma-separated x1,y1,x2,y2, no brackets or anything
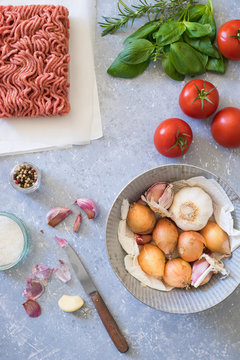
0,0,102,155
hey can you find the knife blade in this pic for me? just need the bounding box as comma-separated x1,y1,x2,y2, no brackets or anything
65,243,129,353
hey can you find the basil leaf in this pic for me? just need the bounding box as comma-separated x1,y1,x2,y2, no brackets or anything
183,33,219,58
189,4,206,22
154,21,186,46
123,21,159,45
206,50,228,74
198,6,216,41
170,42,207,75
184,21,212,38
162,52,185,81
107,56,150,78
119,39,154,64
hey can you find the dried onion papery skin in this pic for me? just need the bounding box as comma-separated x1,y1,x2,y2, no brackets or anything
23,299,41,318
200,222,231,255
22,278,44,300
163,258,192,288
169,187,213,231
152,218,178,257
126,202,156,234
178,231,205,262
138,244,165,278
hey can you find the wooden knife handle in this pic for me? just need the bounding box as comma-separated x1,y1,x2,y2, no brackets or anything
90,291,129,353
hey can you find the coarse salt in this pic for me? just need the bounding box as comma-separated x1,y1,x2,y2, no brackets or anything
0,215,24,266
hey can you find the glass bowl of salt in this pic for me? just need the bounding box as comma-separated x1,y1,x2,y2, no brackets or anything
0,212,29,270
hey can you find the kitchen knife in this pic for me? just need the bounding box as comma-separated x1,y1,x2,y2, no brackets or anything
64,243,129,353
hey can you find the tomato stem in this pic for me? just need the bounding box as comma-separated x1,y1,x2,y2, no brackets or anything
167,129,191,154
229,29,240,42
192,82,215,111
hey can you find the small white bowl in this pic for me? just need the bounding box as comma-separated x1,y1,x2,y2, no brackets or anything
106,164,240,314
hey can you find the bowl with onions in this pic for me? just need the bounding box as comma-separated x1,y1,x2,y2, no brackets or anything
106,164,240,314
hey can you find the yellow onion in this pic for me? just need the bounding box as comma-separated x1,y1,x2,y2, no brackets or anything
126,202,156,234
178,231,205,262
152,218,178,257
163,258,192,288
200,222,231,255
138,244,165,278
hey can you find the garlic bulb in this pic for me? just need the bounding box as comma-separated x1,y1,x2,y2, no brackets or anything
169,186,213,231
141,182,174,217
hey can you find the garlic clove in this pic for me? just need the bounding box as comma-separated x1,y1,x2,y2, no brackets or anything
141,183,174,216
169,186,213,231
55,260,71,283
134,234,152,245
47,207,72,227
23,299,41,318
54,235,68,248
58,295,84,312
73,212,81,232
75,198,98,219
191,258,213,287
22,278,44,300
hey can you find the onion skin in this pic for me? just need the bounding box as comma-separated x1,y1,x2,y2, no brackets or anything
163,258,192,288
138,244,165,278
152,218,178,256
200,222,230,254
178,231,205,262
127,202,156,234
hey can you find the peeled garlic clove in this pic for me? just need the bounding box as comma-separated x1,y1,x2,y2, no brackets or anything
58,295,84,312
141,183,174,216
23,299,41,318
47,207,72,227
22,279,44,300
73,212,81,232
55,260,71,283
55,235,68,248
191,258,213,288
75,199,98,219
169,187,213,231
134,234,152,245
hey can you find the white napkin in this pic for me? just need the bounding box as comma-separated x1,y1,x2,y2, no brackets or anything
0,0,102,155
119,177,240,292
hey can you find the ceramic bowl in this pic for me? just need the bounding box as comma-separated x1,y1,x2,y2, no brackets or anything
106,164,240,313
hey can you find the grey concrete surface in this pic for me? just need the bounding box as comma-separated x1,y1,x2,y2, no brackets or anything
1,0,240,359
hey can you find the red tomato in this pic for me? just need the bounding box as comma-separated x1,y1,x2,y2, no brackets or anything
154,118,193,158
217,20,240,61
211,107,240,148
179,80,219,119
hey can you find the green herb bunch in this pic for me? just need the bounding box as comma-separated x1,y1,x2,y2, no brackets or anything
99,0,227,80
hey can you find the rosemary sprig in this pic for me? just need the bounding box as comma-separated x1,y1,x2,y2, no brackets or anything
99,0,194,36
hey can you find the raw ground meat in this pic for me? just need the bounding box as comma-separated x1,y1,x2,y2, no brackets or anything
0,5,70,118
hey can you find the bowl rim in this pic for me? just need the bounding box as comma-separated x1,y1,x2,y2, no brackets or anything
0,211,30,270
105,163,240,314
9,161,41,193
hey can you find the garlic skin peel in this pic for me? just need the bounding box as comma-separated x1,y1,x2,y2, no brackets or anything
169,186,213,231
